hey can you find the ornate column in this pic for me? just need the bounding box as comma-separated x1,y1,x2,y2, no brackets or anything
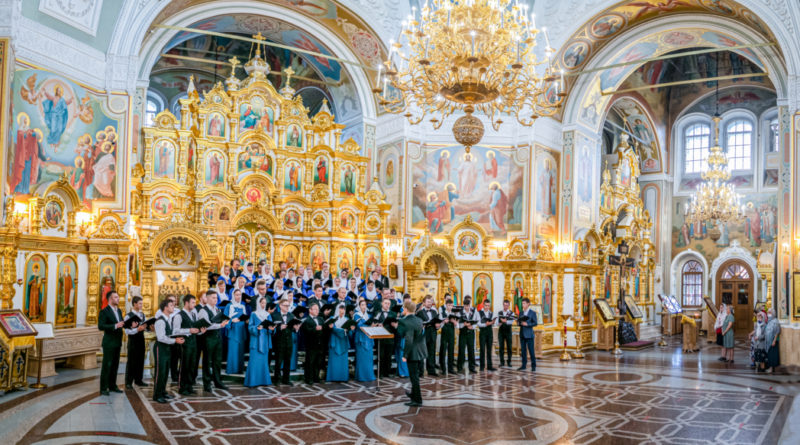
86,254,100,324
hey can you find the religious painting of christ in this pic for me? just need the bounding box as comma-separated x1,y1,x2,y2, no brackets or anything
473,274,492,310
56,257,77,327
98,259,116,311
24,255,47,322
314,157,329,185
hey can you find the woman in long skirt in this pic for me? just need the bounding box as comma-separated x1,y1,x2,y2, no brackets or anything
327,303,354,382
722,307,735,363
245,297,275,387
765,308,781,372
225,290,247,374
354,299,375,382
394,330,409,378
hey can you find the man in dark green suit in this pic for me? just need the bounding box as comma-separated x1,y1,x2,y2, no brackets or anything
398,299,427,407
98,290,124,395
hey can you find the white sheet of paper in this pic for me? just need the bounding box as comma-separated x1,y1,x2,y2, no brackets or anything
32,322,54,340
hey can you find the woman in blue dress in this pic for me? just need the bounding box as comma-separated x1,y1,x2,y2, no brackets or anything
245,297,275,387
287,290,299,371
225,290,247,374
353,299,375,382
326,303,354,382
394,323,409,378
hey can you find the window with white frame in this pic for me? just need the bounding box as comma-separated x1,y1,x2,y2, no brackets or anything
681,260,703,307
684,123,711,174
725,119,752,170
145,99,159,126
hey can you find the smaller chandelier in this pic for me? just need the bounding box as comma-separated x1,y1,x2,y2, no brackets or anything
688,115,743,226
376,0,564,151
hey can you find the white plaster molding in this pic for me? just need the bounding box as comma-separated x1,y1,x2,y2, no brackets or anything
708,240,760,306
339,0,408,47
38,0,104,37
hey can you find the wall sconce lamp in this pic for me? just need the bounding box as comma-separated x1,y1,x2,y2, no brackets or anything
76,211,93,236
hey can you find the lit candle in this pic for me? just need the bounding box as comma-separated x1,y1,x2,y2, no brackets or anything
531,13,536,29
543,27,550,49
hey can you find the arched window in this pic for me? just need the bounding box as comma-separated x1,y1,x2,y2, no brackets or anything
684,123,710,174
681,260,703,307
721,263,750,279
145,99,159,126
725,119,753,170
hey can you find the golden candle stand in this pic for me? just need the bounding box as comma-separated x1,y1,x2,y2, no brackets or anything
612,315,624,357
558,315,572,361
572,315,585,359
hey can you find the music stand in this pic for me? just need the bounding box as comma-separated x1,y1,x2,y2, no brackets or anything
361,326,393,386
31,323,54,389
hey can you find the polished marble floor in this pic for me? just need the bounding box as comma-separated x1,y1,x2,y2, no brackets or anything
2,337,798,445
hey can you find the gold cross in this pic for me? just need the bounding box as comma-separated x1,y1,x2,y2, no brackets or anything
252,32,265,56
228,56,240,76
283,67,295,87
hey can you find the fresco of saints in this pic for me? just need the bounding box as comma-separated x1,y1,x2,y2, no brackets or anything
41,85,73,149
10,113,49,194
484,151,498,179
58,263,75,311
287,163,301,191
488,182,509,232
259,109,272,133
99,266,115,310
439,183,459,224
26,262,45,321
513,279,524,315
85,153,116,200
538,158,556,217
581,278,591,319
70,157,86,200
316,158,328,184
457,153,478,195
437,150,451,181
287,125,301,147
542,277,553,323
155,142,173,177
474,278,490,310
426,192,446,233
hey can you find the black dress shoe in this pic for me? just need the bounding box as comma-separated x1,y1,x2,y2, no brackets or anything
125,384,133,390
135,381,149,387
165,394,175,399
447,369,456,374
215,384,228,390
531,368,536,372
429,372,438,377
469,369,476,373
487,367,496,371
109,388,123,393
178,390,192,396
405,401,422,407
155,398,168,404
405,391,412,398
100,390,110,396
203,386,213,392
517,366,526,371
282,381,293,386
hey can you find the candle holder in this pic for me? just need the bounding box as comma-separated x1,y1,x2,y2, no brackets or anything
558,315,572,361
572,316,585,359
612,315,623,357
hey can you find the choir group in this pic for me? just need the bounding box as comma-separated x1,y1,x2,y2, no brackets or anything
97,260,540,404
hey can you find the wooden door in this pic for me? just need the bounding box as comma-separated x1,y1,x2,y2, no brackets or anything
716,261,753,336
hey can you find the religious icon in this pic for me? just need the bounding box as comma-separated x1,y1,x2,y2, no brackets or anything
512,274,524,315
582,277,592,320
24,255,47,322
541,275,553,324
238,143,272,174
621,159,632,188
340,212,355,231
283,245,300,269
239,97,271,132
286,124,302,148
488,182,508,232
152,196,173,217
437,150,451,182
98,259,116,311
283,210,300,229
207,112,225,137
44,200,63,228
245,187,263,203
153,140,176,179
473,273,492,310
314,157,329,185
56,257,77,327
337,249,352,273
364,247,381,272
237,233,249,246
340,165,356,195
284,161,302,192
594,299,615,322
205,152,225,186
448,275,462,305
457,234,478,255
203,203,216,223
219,207,231,221
257,234,270,247
385,159,395,186
311,245,327,272
426,192,446,234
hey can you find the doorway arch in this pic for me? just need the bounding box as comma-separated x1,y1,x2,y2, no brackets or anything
715,260,755,335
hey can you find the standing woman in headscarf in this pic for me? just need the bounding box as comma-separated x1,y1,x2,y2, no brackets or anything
354,298,375,382
752,311,767,372
245,296,275,387
326,303,354,382
225,289,247,374
715,304,728,361
722,306,735,363
765,308,781,373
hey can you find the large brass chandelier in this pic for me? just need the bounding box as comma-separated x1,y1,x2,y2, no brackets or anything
688,115,743,227
376,0,564,151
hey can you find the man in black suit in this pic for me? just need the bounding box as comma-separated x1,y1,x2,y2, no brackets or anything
98,290,124,395
374,298,397,377
416,295,440,377
398,299,427,407
273,298,299,385
123,296,148,389
302,303,325,384
172,294,205,396
497,299,514,367
518,297,538,371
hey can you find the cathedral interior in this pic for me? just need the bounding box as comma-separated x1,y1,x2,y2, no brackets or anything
0,0,799,444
